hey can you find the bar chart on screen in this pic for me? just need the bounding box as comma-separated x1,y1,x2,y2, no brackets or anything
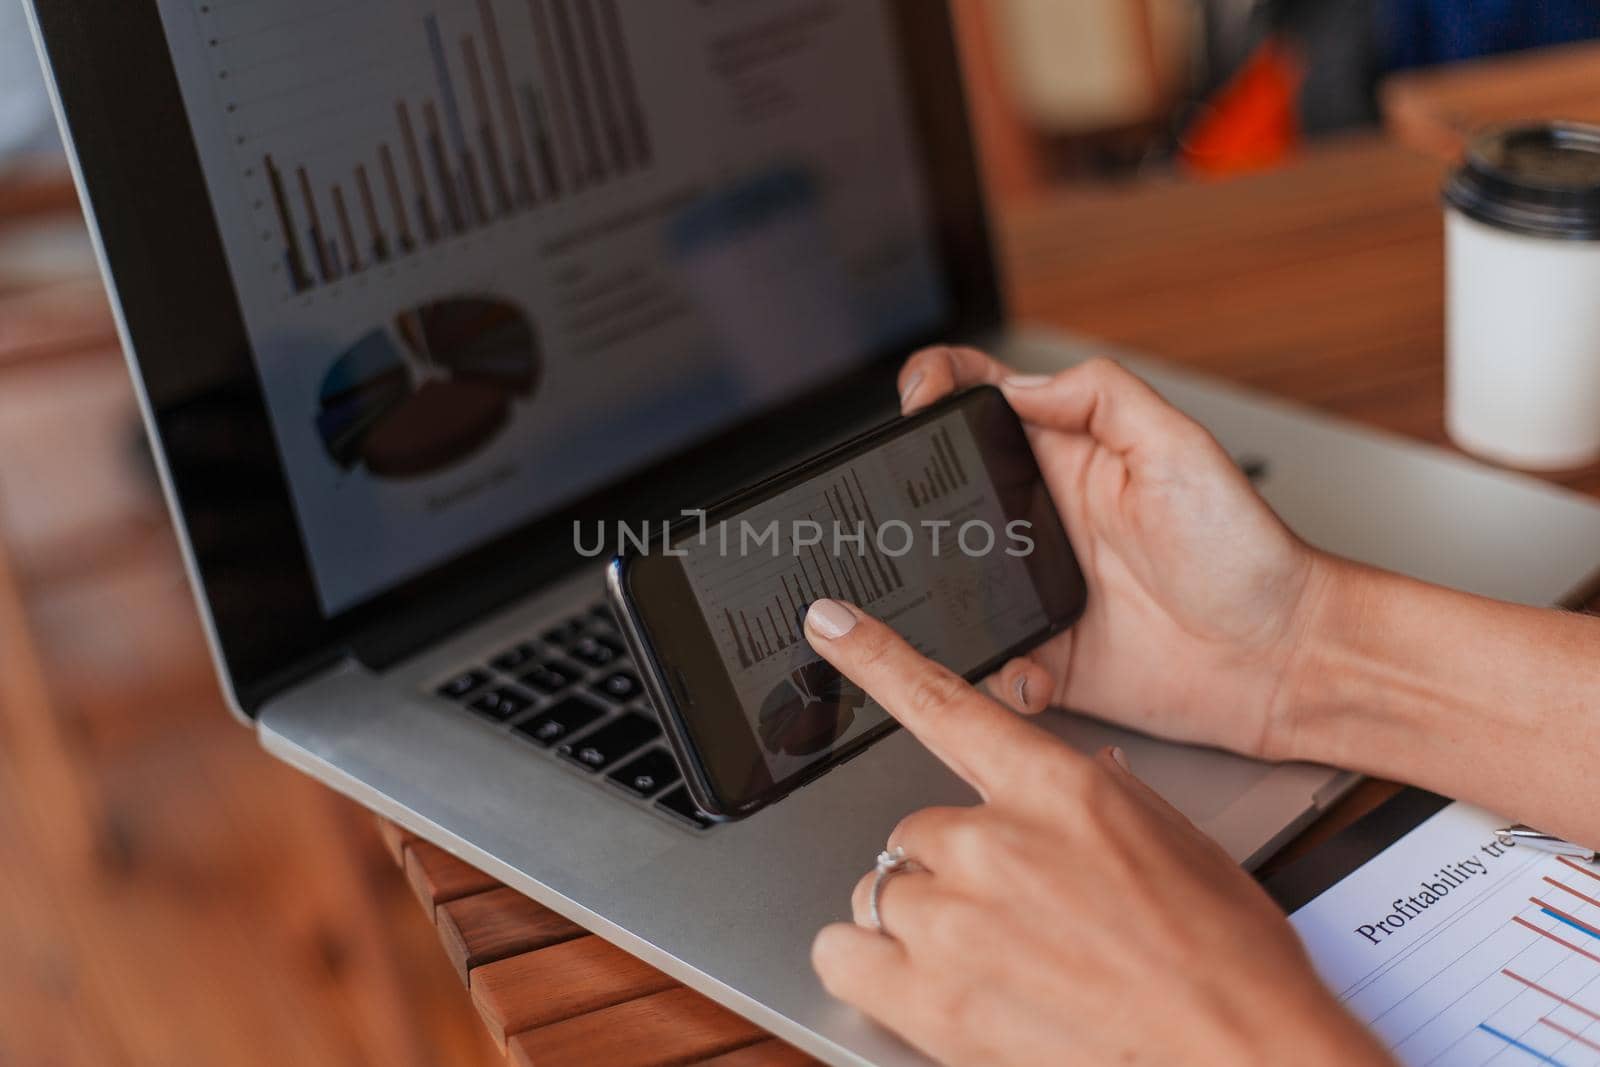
186,0,654,297
897,423,970,509
700,465,906,671
1290,804,1600,1066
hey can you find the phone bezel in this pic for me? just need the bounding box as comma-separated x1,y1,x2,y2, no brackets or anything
608,386,1087,819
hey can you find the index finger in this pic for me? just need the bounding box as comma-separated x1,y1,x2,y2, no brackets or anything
803,598,1060,800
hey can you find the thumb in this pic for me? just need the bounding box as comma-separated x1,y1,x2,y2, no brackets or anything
999,357,1205,462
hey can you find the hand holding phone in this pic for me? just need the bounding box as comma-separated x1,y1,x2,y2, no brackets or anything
608,386,1088,818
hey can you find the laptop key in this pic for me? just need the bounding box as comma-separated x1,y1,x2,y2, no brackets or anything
608,747,680,798
514,696,604,746
437,668,490,700
656,786,715,829
490,642,540,672
468,686,534,721
557,712,660,771
520,659,582,695
591,670,641,703
569,634,623,667
542,617,588,646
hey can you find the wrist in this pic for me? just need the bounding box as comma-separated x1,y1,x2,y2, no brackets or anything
1263,552,1600,839
1261,552,1394,765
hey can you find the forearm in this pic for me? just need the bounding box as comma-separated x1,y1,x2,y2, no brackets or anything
1275,556,1600,848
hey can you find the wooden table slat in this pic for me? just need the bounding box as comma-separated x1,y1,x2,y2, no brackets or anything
439,886,587,983
377,817,416,867
471,935,679,1047
506,986,768,1067
403,838,502,916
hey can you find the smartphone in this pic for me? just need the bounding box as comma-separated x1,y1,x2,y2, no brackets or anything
607,386,1088,819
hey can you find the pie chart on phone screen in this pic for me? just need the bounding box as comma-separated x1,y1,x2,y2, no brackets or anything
313,296,540,479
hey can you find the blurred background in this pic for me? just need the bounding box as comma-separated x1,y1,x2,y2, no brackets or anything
2,2,1599,1065
963,0,1600,191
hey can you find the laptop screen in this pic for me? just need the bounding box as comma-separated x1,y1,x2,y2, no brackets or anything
151,0,950,613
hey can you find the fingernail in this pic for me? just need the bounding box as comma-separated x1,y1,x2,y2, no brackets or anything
1110,746,1131,772
806,598,858,640
1002,374,1051,389
899,371,925,409
1013,673,1029,709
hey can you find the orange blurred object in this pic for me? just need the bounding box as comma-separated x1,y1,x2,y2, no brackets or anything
1183,39,1305,176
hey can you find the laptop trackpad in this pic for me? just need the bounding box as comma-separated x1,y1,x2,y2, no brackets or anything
1037,709,1272,824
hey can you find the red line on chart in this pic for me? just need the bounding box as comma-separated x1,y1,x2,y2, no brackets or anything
1513,916,1600,965
1503,969,1600,1024
1546,877,1600,911
1539,1017,1600,1054
1531,898,1600,941
1559,857,1600,884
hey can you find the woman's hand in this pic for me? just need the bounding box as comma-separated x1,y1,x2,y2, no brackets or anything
897,346,1335,760
803,600,1391,1067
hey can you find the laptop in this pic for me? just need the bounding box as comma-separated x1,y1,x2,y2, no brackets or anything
26,2,1600,1063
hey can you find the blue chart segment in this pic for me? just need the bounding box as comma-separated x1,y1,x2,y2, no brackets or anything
203,0,653,295
1290,804,1600,1066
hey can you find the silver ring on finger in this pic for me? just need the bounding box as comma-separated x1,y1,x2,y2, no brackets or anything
869,846,916,934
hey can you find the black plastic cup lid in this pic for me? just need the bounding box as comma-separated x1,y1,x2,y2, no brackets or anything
1444,122,1600,241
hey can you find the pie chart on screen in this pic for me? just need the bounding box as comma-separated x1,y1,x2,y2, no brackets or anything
314,296,540,478
757,659,865,756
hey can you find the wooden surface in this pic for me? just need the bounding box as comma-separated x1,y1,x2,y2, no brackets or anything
0,201,505,1067
1381,40,1600,160
379,821,787,1065
1004,132,1600,497
9,46,1600,1067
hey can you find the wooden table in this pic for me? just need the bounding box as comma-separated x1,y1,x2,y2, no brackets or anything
1381,40,1600,160
8,137,1600,1067
0,197,510,1062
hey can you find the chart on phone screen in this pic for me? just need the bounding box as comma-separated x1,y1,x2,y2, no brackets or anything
1291,803,1600,1066
678,410,1047,779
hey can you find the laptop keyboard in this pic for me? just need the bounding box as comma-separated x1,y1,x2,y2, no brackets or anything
429,601,714,830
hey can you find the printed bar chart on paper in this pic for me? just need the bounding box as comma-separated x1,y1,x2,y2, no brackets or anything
1291,803,1600,1066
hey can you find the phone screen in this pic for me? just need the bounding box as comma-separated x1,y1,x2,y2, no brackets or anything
613,387,1086,817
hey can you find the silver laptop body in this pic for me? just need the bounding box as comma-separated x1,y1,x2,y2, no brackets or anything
28,2,1600,1064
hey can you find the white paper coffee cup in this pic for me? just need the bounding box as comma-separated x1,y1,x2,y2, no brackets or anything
1444,123,1600,470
